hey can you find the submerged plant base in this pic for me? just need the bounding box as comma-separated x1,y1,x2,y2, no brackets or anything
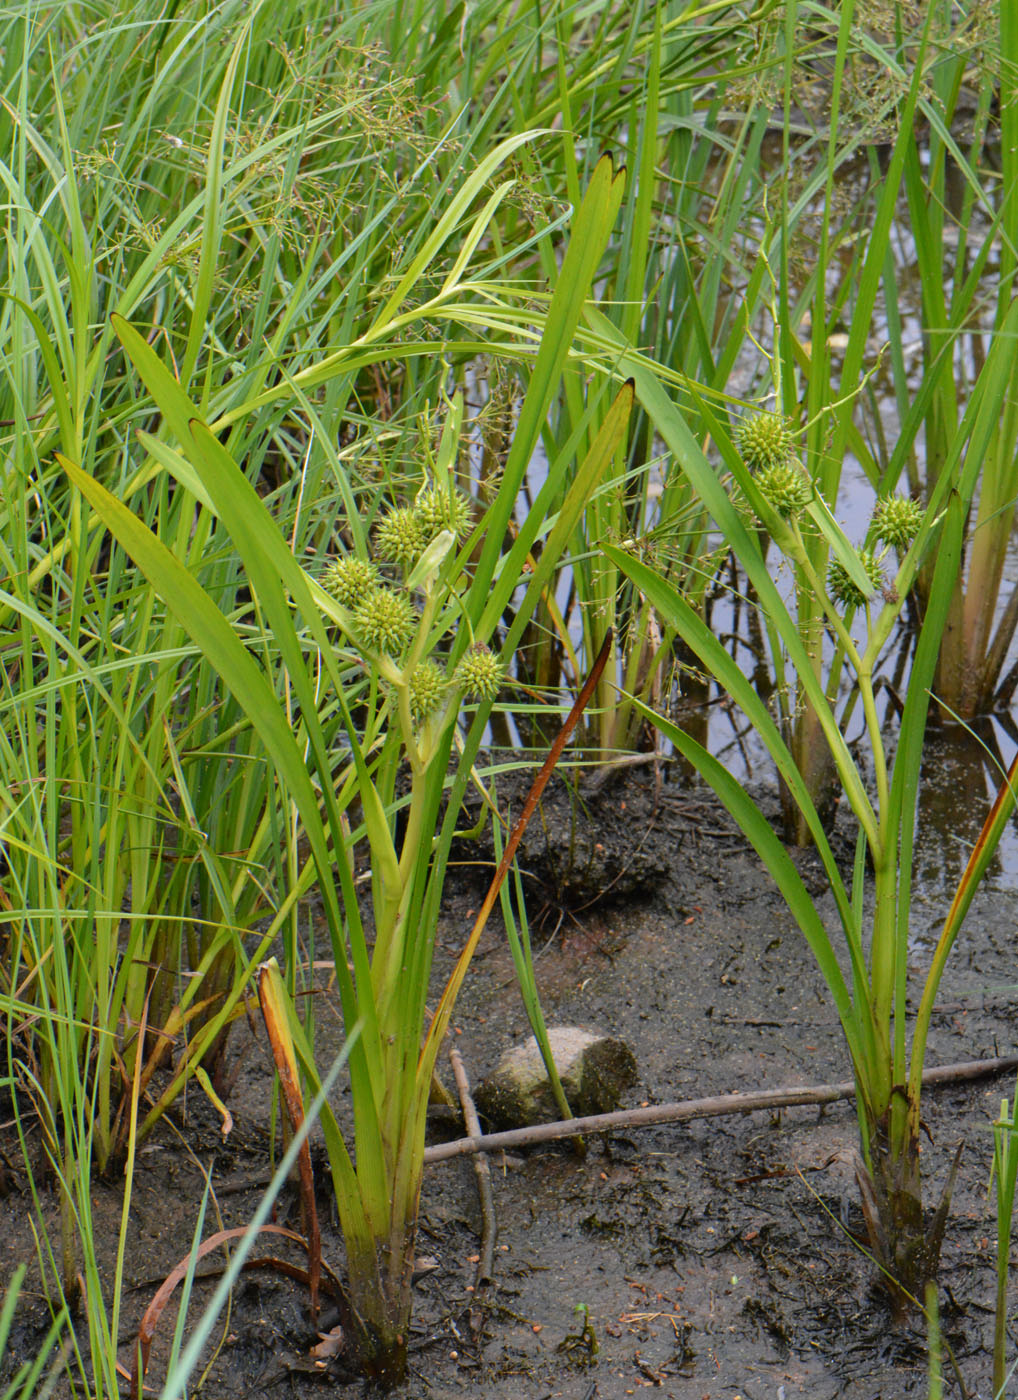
855,1114,963,1316
350,1318,409,1390
343,1234,416,1389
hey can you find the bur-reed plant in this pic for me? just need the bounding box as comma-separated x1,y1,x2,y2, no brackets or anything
66,152,629,1384
612,1,1006,838
709,0,965,838
600,288,1018,1300
0,1,699,1386
745,1,1018,733
0,3,615,1380
505,0,990,779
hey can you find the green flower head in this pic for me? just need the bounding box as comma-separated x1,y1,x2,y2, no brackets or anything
734,412,795,472
454,643,504,701
414,484,472,544
322,555,379,609
375,506,426,568
352,586,417,657
755,461,812,521
827,548,883,610
407,658,448,725
873,495,923,550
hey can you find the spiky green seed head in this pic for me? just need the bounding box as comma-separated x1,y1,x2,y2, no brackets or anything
873,495,923,549
414,485,472,543
755,461,812,520
454,643,504,701
734,412,796,472
407,659,448,725
322,555,379,608
352,587,417,656
827,548,883,609
375,506,426,568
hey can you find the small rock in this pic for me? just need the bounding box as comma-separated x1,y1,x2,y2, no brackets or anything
474,1027,637,1130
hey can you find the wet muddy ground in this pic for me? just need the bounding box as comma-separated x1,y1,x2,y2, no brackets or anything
3,765,1018,1398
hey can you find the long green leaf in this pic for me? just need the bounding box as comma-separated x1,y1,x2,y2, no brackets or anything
466,152,627,622
373,128,545,327
179,16,253,391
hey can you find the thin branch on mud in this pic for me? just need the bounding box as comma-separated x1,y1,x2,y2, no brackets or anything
449,1046,496,1292
423,1053,1018,1164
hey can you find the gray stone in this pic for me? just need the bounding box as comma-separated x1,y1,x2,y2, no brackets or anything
474,1027,638,1130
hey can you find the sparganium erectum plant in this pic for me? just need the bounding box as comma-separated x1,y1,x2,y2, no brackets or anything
66,155,630,1386
598,290,1018,1309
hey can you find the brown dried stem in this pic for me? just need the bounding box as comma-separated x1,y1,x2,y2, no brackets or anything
450,1045,496,1290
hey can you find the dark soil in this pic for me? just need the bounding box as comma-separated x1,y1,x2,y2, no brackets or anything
3,766,1016,1399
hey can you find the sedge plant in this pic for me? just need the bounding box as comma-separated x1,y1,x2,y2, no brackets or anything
64,155,629,1383
599,298,1018,1302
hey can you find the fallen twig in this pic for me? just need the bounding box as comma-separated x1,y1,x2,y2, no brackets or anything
449,1046,496,1292
423,1053,1018,1164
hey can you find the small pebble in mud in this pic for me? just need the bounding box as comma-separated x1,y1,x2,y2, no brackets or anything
475,1026,638,1129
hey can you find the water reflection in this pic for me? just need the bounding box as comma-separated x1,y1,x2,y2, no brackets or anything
915,718,1018,904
